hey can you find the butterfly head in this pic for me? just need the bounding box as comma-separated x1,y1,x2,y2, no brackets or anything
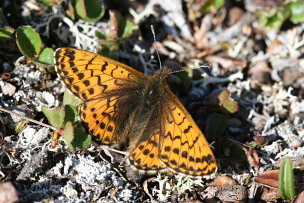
153,67,171,81
142,68,171,107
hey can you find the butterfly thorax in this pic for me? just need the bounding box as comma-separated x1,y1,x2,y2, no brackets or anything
141,69,170,107
121,69,170,149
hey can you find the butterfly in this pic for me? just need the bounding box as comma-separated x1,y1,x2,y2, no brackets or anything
54,48,217,176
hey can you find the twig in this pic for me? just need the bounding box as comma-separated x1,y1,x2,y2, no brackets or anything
0,107,57,131
193,71,243,88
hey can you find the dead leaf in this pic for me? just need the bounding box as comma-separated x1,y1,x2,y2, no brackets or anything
255,170,280,188
261,187,280,201
248,61,272,90
267,37,282,54
228,7,245,26
243,147,260,168
0,182,18,203
283,68,302,87
253,136,269,146
209,185,247,201
218,89,239,113
293,190,304,203
208,176,237,187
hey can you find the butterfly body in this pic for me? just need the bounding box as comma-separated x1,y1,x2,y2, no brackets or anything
55,48,217,176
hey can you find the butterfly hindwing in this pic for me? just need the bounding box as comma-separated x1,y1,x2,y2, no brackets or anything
128,87,217,176
81,96,119,144
159,90,217,176
129,132,166,171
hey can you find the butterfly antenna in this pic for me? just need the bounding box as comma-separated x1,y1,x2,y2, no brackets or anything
169,64,211,75
151,25,163,70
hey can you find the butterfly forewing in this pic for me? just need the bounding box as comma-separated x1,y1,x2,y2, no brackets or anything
55,48,147,101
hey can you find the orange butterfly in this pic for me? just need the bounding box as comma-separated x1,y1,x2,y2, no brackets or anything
54,48,217,176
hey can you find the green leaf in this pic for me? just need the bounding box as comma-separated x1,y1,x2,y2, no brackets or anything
73,127,91,149
109,10,123,39
122,19,138,38
38,47,54,65
16,26,42,59
205,113,228,139
42,106,65,129
0,27,15,40
75,0,105,22
68,0,76,20
63,89,82,107
99,47,110,57
36,0,62,6
100,10,138,51
216,137,246,162
63,122,91,151
63,121,75,151
168,70,192,95
218,89,239,114
108,10,138,39
247,136,269,148
99,39,120,51
279,157,295,201
202,0,225,12
62,90,82,123
288,0,304,24
95,31,106,40
202,1,211,12
257,7,290,29
214,0,225,9
15,121,28,134
64,104,79,123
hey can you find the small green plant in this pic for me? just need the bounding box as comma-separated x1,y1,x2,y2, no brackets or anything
42,90,91,151
0,25,54,65
279,157,295,201
0,26,14,40
36,0,105,22
201,0,225,13
36,0,62,6
257,0,304,29
205,89,238,140
69,0,105,22
203,90,245,162
96,10,138,52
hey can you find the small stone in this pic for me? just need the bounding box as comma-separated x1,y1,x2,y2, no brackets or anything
289,136,303,149
0,182,19,203
0,81,16,96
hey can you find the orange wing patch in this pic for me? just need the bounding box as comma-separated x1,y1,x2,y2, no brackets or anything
81,96,120,144
159,91,217,176
129,132,166,171
55,48,146,101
